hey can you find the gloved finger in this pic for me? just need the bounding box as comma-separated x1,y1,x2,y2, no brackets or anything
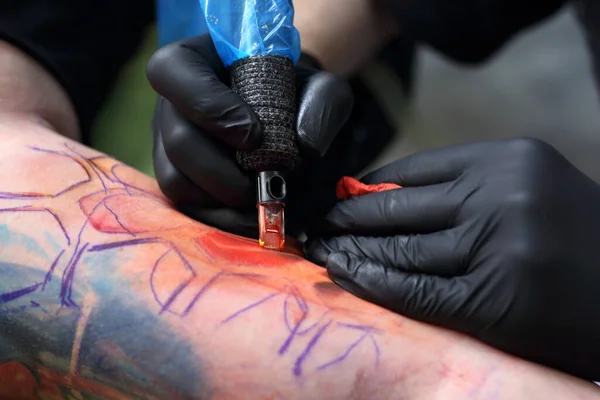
153,98,220,208
326,252,474,331
319,182,457,236
306,228,468,277
160,99,254,208
361,141,491,187
147,34,261,150
296,71,354,157
180,206,258,238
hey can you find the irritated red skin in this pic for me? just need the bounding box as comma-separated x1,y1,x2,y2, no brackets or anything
336,176,401,200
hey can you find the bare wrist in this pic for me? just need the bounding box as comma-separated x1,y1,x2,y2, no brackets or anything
0,41,79,140
294,0,398,76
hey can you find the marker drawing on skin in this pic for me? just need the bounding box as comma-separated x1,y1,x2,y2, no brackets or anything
0,282,42,304
181,270,226,317
0,142,392,397
293,319,333,376
219,291,281,325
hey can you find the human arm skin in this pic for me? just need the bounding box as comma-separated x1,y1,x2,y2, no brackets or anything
293,0,399,76
0,41,78,140
0,115,598,399
0,0,153,140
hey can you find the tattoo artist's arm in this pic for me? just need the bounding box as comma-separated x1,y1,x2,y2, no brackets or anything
293,0,399,76
0,41,78,140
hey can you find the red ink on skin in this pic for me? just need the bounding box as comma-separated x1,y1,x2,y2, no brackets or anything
0,361,37,399
336,176,402,200
195,231,303,268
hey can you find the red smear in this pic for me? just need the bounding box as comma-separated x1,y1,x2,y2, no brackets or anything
336,176,401,200
91,202,128,233
195,231,303,268
0,361,36,399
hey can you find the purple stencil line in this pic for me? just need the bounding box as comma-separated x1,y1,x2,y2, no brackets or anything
62,142,86,157
219,291,280,326
150,249,175,309
104,202,134,236
52,175,92,198
159,274,196,315
282,290,317,336
29,146,66,156
60,243,89,308
369,335,381,367
0,282,42,304
0,207,70,246
3,146,87,198
42,250,65,290
86,156,113,175
88,237,164,252
77,192,120,218
109,164,167,201
170,247,194,274
0,149,90,199
0,192,46,199
44,208,70,245
282,293,298,332
181,271,227,317
316,329,371,371
290,285,308,313
279,309,309,356
108,164,133,194
85,159,108,192
296,311,330,336
50,153,92,198
78,191,171,236
293,319,332,376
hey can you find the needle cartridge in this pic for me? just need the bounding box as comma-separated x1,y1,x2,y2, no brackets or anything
256,171,286,251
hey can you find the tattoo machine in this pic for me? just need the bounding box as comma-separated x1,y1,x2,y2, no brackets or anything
199,0,302,251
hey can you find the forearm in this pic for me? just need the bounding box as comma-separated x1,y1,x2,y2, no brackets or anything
0,115,599,399
0,41,79,140
0,0,153,139
294,0,398,76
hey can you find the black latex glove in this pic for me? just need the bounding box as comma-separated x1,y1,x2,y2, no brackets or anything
147,34,395,238
306,138,600,381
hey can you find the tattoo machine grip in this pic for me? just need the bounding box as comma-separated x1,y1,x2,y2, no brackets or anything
231,56,300,250
232,56,300,171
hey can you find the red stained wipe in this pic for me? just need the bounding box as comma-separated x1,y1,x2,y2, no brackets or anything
336,176,401,200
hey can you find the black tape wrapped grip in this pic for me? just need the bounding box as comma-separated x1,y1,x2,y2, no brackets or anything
231,56,300,172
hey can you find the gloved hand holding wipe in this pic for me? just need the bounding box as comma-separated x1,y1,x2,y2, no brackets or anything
306,138,600,381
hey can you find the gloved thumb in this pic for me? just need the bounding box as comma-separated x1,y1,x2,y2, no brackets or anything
326,252,472,331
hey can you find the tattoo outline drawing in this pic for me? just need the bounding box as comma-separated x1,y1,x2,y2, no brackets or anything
0,143,384,398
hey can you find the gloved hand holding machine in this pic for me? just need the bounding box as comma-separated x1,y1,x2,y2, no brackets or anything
199,0,303,251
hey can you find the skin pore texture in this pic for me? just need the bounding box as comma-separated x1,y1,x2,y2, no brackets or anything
0,116,599,400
